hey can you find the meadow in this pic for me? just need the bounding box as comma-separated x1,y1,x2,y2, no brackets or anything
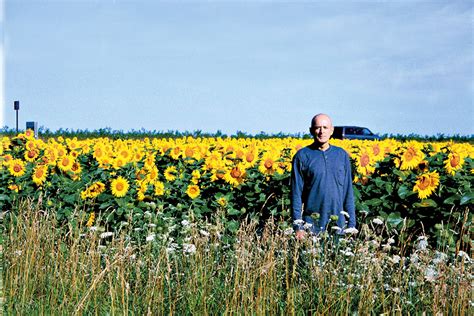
0,130,473,314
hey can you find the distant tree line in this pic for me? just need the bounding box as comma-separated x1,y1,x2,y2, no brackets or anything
0,126,472,142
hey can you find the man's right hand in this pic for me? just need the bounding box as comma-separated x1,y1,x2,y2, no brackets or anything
295,230,306,240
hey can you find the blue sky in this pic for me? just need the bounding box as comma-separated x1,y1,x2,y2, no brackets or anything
1,0,473,136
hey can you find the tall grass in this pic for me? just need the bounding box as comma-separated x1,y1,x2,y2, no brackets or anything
2,200,472,314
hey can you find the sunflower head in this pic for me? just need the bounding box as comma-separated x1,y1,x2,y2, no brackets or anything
32,165,48,186
9,159,26,177
186,184,200,199
164,166,177,182
413,171,440,200
110,176,130,198
154,181,165,196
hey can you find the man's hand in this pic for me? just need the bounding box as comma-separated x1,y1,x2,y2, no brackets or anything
295,230,306,240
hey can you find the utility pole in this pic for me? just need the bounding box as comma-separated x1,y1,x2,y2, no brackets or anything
14,101,20,133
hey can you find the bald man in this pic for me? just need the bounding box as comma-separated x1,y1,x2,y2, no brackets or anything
291,114,356,239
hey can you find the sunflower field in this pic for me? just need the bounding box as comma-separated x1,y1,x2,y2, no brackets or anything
0,130,473,249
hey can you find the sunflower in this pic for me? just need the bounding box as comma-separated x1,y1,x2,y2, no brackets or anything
58,155,75,172
71,161,82,174
136,180,149,201
93,145,105,161
258,153,278,175
25,140,37,151
56,145,67,158
356,150,376,176
143,153,156,169
24,149,39,162
217,196,228,207
44,148,58,166
8,184,19,192
203,152,222,171
9,159,26,177
400,143,424,170
164,166,177,182
191,169,201,184
118,147,132,161
210,168,227,182
170,146,182,160
243,150,257,167
32,165,48,186
154,181,165,196
81,181,106,199
186,184,200,199
86,212,95,227
444,152,464,175
146,166,159,182
110,176,130,198
224,165,246,187
184,145,197,160
2,154,13,166
413,171,440,200
24,129,35,139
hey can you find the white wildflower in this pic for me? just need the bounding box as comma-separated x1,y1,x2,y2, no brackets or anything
457,251,471,262
340,211,350,218
370,240,380,247
387,237,395,245
372,218,384,225
416,236,428,251
14,250,22,256
146,202,156,208
293,219,304,226
199,229,210,237
410,253,419,265
382,244,392,252
147,223,156,228
283,228,294,236
391,255,401,264
181,219,190,227
146,234,156,242
344,227,359,235
432,251,448,265
303,222,313,230
183,243,196,254
100,232,114,239
424,266,438,282
343,249,355,257
89,226,98,232
391,287,401,293
331,226,342,233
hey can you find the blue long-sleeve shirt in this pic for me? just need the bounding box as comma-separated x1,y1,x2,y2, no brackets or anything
291,144,356,233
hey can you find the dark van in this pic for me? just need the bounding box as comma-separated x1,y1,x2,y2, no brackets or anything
332,126,380,140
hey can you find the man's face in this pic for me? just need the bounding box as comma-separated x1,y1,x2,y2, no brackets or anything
310,116,334,145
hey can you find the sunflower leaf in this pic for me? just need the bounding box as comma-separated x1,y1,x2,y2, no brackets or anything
414,199,437,208
397,185,415,199
460,192,474,205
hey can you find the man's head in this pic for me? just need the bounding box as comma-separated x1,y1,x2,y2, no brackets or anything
309,113,334,147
